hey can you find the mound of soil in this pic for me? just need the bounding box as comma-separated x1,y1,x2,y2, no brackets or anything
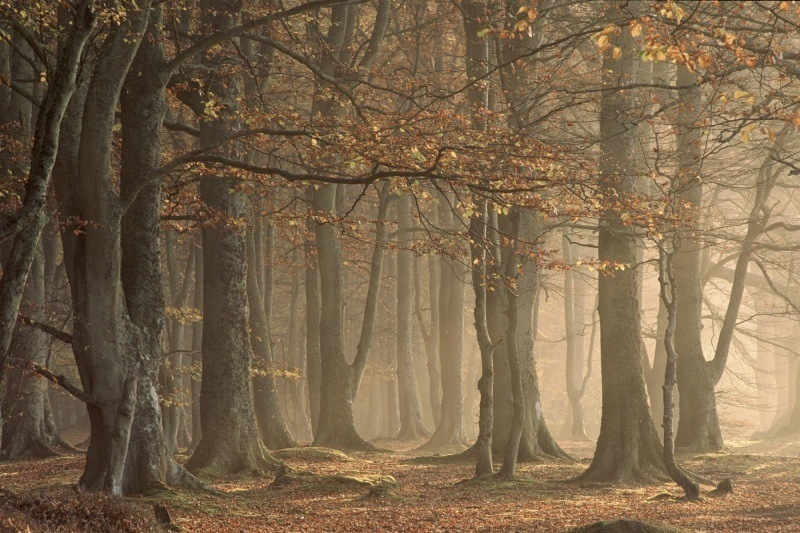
569,519,687,533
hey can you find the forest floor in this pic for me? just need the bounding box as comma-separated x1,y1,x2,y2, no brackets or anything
2,435,800,532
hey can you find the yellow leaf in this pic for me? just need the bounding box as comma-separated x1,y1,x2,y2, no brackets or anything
597,35,609,48
630,21,642,38
733,90,749,99
741,131,750,144
612,47,622,60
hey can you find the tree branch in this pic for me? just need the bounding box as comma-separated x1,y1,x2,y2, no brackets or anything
17,314,73,345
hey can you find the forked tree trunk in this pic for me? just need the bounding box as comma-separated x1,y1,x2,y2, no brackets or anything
672,65,722,452
312,185,389,450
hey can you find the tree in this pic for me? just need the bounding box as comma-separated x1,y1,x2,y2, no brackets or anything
0,2,98,433
396,193,430,439
577,3,666,483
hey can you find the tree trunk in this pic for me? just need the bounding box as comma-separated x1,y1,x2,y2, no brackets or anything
658,246,700,500
287,266,312,441
312,184,389,450
304,187,322,437
119,5,204,494
672,65,722,452
423,197,467,449
247,223,296,450
396,194,429,439
189,242,203,453
0,2,98,413
312,186,373,450
2,242,57,459
499,211,525,477
577,9,666,483
185,0,279,476
562,229,589,441
470,200,495,476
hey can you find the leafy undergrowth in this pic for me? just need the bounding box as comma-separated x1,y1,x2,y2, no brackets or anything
2,440,800,531
0,486,160,532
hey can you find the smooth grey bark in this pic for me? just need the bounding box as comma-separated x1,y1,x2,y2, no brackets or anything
413,242,441,426
515,211,569,461
287,265,312,441
396,193,429,439
577,9,666,483
247,222,296,450
491,0,566,462
162,233,194,455
307,2,390,450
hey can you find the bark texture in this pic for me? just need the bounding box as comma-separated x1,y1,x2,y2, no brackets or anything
577,7,666,483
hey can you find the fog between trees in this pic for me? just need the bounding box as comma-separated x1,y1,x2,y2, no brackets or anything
1,0,800,527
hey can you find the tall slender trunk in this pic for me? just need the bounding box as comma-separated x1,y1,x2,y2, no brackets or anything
471,200,495,476
658,246,700,499
248,223,296,450
189,242,203,453
423,197,467,448
396,194,429,439
562,229,588,441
